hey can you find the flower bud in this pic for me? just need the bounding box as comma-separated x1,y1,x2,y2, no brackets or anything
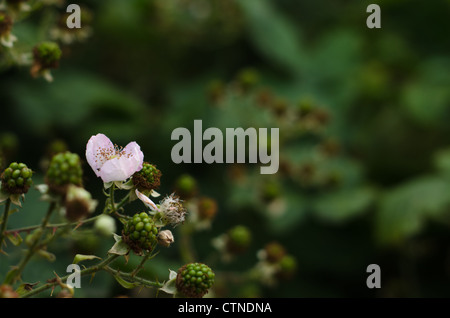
157,230,174,247
64,185,97,222
1,162,33,194
94,214,117,236
132,162,162,192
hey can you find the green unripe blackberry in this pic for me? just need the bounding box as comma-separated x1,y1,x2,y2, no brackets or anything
0,12,13,42
226,225,251,254
33,41,62,69
1,162,33,194
176,263,215,298
277,254,297,279
197,197,217,221
264,242,286,264
236,68,259,92
261,180,280,203
132,162,161,192
174,174,197,200
122,212,158,255
45,151,83,195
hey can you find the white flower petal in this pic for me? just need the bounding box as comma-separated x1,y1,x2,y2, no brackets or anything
86,134,114,177
135,189,159,211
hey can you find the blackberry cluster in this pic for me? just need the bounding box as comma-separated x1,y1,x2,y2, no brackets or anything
122,212,158,255
197,197,218,221
176,262,215,298
1,162,33,194
33,41,62,69
46,152,83,194
132,162,161,192
226,225,251,254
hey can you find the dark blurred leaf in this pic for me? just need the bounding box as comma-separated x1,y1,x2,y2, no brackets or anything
8,70,148,142
401,58,450,127
433,147,450,176
376,176,450,245
237,0,306,74
313,186,376,224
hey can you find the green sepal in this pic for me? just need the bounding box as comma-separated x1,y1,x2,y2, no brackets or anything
108,234,129,256
73,254,101,264
7,232,22,246
159,269,178,295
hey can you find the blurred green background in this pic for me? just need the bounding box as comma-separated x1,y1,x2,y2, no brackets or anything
1,0,450,297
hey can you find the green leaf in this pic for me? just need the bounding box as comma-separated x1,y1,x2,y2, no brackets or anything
375,176,450,245
401,58,450,128
237,0,305,74
73,254,101,265
433,148,450,176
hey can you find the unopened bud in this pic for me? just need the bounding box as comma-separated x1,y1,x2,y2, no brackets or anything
94,214,116,236
157,230,174,247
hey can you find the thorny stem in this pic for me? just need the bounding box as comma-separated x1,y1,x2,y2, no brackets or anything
4,214,102,235
4,202,56,285
20,254,120,298
116,191,131,211
0,198,11,251
104,184,130,219
130,250,157,278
